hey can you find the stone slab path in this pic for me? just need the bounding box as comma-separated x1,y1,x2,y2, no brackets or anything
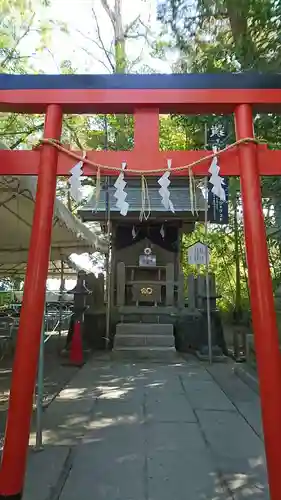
22,355,268,500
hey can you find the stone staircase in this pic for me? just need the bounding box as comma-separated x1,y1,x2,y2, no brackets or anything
113,323,176,359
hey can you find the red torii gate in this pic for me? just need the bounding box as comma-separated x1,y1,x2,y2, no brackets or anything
0,73,281,499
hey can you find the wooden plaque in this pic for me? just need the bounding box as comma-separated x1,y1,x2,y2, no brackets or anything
132,283,161,303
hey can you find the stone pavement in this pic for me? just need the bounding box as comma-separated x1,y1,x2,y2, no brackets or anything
22,354,268,500
0,337,79,444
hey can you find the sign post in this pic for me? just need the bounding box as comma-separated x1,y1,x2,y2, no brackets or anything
188,241,212,363
187,241,209,266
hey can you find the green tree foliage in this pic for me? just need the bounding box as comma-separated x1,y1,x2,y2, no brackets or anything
0,1,62,149
156,0,281,316
157,0,281,71
3,0,281,320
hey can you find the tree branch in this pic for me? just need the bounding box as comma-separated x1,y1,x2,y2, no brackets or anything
9,123,44,150
124,15,141,36
124,32,148,40
64,121,84,149
80,46,113,72
100,0,115,24
124,17,151,42
127,45,145,70
44,47,61,73
77,28,115,65
0,128,40,136
91,7,115,72
0,13,35,69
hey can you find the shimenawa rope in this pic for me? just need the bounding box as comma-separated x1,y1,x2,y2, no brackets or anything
37,137,260,175
37,137,260,216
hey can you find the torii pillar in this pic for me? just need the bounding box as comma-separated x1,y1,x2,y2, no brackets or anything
0,105,62,499
235,104,281,500
0,73,281,500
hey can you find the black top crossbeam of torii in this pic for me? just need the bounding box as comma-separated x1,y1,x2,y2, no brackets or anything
1,72,281,114
0,72,281,89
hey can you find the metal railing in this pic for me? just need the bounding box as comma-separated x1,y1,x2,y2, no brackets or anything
0,315,19,360
34,304,73,451
0,302,73,362
0,300,73,451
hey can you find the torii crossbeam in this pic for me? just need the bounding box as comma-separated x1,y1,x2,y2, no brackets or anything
0,73,280,500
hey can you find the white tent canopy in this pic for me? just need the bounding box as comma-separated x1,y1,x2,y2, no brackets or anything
0,173,108,277
0,259,82,279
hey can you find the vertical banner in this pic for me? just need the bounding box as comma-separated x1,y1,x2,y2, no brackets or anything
208,178,229,223
206,119,229,224
206,120,229,148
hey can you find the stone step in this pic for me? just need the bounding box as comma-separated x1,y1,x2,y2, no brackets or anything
110,347,178,361
114,334,175,348
116,323,173,336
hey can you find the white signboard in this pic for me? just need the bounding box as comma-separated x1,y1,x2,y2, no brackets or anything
139,254,156,267
188,242,209,265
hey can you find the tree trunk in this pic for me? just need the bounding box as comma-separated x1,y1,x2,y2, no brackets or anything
114,0,126,73
224,0,260,69
99,0,128,148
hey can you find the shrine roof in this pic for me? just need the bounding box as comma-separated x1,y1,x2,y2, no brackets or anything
79,184,206,222
1,72,281,90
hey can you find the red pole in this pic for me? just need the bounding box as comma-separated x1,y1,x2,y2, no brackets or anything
0,105,62,499
235,104,281,500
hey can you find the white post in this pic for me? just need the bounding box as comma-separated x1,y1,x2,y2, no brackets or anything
35,303,46,451
204,177,212,364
